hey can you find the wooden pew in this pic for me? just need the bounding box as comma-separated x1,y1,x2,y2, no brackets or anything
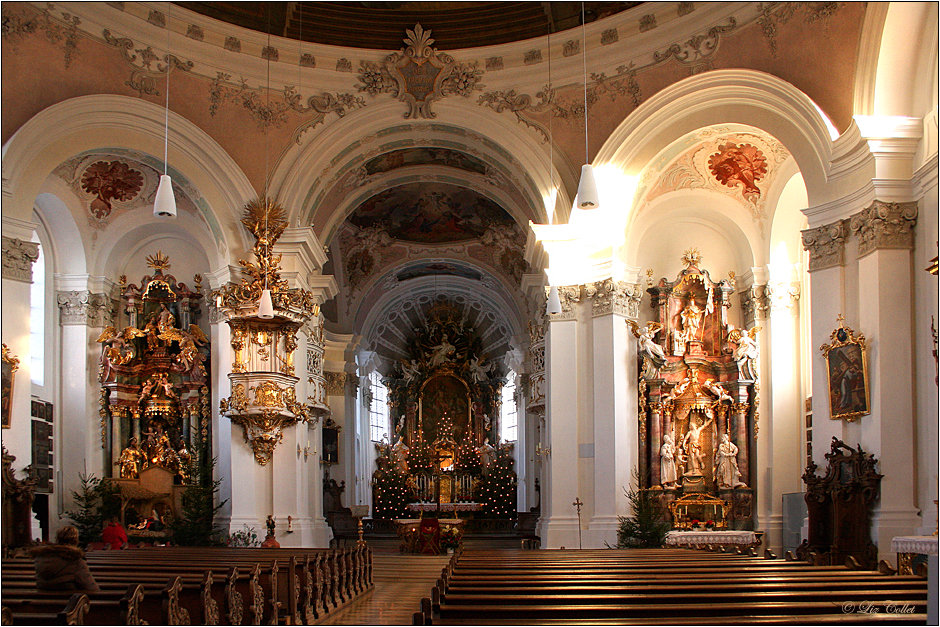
415,548,929,625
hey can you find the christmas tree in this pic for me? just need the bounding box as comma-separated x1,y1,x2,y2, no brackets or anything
371,459,416,520
473,450,517,518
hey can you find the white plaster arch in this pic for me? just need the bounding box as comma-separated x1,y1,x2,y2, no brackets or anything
33,190,89,276
273,98,571,236
2,94,253,267
597,70,834,207
626,191,758,278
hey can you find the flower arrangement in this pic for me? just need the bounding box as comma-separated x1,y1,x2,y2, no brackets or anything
690,519,701,530
705,520,715,531
226,524,260,548
440,526,461,552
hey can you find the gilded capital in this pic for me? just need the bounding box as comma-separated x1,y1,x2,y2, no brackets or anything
801,220,846,271
2,237,40,283
849,200,918,258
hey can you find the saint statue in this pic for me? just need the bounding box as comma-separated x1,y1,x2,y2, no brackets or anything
429,333,456,367
663,377,690,403
391,438,410,474
714,433,746,488
116,437,144,478
660,434,678,488
702,379,734,404
682,414,715,475
680,300,704,343
469,356,492,383
477,438,496,473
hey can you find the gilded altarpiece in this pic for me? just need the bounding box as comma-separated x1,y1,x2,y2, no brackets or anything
97,252,211,492
635,253,757,529
373,301,514,513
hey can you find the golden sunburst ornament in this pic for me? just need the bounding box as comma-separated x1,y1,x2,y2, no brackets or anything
146,251,171,272
682,248,702,268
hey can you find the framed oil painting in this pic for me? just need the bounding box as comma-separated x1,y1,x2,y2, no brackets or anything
821,316,870,422
2,344,20,429
321,417,340,465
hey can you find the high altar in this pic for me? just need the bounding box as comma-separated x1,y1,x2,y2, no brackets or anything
635,251,757,530
371,301,516,518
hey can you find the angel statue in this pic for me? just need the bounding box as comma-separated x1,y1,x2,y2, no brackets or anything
96,326,146,381
627,321,667,368
159,324,209,378
702,379,734,404
728,325,761,362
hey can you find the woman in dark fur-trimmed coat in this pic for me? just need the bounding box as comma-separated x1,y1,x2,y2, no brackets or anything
28,525,100,592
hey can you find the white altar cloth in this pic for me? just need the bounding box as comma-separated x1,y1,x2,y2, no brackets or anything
891,535,939,555
665,530,757,546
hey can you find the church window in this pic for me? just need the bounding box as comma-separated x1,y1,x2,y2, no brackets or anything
501,375,517,442
369,370,389,442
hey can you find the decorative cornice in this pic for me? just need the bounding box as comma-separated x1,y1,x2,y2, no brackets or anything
767,282,801,313
801,220,847,272
56,290,114,327
585,279,643,319
740,284,770,324
849,200,918,259
1,237,40,283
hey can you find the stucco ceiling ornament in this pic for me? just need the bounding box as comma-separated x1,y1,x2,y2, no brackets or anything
80,160,144,219
356,24,483,119
707,142,768,200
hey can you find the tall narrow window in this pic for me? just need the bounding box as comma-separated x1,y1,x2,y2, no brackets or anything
369,370,389,442
29,240,45,387
500,374,517,442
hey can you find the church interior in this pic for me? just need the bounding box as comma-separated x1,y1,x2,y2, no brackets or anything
1,1,938,623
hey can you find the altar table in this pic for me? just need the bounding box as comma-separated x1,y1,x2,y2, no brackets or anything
665,529,758,549
891,535,938,575
395,518,466,553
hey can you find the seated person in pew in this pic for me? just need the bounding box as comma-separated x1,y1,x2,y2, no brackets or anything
28,525,100,592
102,516,129,549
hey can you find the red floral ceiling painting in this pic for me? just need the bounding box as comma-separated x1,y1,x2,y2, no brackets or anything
707,143,767,199
80,160,144,219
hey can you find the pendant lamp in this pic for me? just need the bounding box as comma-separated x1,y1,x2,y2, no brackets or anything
154,2,177,218
575,2,600,210
546,285,562,315
258,288,275,319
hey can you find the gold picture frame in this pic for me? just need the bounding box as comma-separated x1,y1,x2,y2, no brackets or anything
2,343,21,429
820,316,870,422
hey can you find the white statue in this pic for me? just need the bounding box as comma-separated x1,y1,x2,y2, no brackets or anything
702,379,734,404
400,359,420,383
429,333,455,367
663,377,691,403
660,434,678,488
682,414,715,475
391,438,410,474
714,433,746,488
730,326,761,362
629,321,667,365
469,356,492,383
477,438,496,472
680,300,704,343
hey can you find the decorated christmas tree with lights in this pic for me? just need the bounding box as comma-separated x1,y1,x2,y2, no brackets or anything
473,448,517,518
371,457,416,520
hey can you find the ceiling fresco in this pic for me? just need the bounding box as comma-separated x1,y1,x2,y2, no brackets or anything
346,182,515,245
362,147,488,178
395,261,484,283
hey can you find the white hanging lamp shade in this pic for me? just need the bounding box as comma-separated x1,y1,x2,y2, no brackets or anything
546,285,562,315
153,174,177,218
258,288,275,319
575,164,600,209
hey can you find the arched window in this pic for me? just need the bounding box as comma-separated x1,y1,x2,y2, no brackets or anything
500,373,517,443
369,370,389,442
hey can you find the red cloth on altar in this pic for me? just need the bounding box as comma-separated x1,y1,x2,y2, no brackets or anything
418,518,440,554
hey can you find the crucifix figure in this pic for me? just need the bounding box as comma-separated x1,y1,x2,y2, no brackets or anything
573,497,584,549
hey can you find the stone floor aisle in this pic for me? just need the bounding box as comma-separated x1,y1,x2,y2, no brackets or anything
318,549,452,626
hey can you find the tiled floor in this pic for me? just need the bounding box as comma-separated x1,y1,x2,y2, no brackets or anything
319,549,452,626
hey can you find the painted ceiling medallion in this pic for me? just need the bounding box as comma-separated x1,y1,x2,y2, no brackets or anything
707,142,767,199
80,160,144,218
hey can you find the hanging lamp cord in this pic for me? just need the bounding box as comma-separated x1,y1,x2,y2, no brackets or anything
581,1,589,165
163,2,171,175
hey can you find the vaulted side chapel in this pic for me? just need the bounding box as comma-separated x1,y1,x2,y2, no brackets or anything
1,1,937,573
